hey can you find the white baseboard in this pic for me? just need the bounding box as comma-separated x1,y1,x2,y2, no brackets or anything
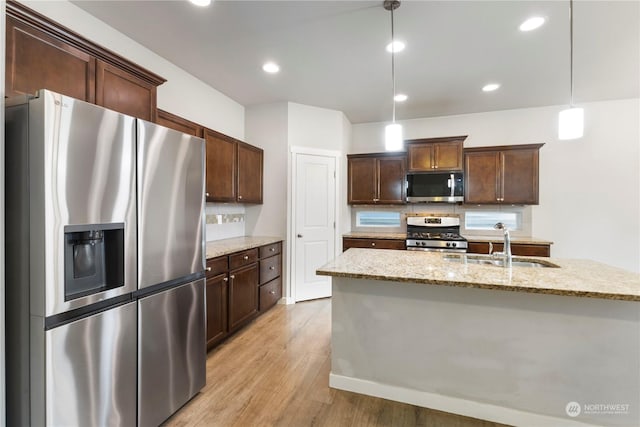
278,297,295,305
329,374,600,427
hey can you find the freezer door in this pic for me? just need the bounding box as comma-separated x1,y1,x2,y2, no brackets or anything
30,90,137,316
137,119,205,289
138,279,206,427
43,302,137,426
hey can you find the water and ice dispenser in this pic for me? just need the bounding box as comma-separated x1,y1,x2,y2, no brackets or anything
64,223,125,301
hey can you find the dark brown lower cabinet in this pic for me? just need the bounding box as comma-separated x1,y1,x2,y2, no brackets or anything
467,242,551,257
205,273,228,349
205,241,282,350
343,237,406,251
228,263,259,333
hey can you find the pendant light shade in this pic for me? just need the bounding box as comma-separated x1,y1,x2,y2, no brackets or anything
558,107,584,140
385,123,403,151
384,0,403,151
558,0,583,140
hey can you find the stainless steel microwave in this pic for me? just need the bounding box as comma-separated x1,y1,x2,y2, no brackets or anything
406,172,464,203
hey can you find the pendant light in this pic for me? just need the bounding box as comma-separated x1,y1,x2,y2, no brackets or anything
558,0,584,140
384,0,403,151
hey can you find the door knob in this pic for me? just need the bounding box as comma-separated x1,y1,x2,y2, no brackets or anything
297,234,303,238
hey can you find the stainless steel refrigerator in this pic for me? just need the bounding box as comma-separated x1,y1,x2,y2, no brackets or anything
134,119,206,427
5,90,206,426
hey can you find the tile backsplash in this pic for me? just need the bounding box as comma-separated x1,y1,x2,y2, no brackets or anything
205,203,245,241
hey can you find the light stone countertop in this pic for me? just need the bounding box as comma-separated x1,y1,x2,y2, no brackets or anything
317,248,640,301
206,236,283,259
342,232,553,245
343,232,407,240
464,235,554,245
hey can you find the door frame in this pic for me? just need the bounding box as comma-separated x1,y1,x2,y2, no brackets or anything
287,147,341,304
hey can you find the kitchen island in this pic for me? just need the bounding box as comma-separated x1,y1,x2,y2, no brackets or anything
317,249,640,427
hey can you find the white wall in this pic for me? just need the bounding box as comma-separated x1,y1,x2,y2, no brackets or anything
18,0,245,139
351,99,640,273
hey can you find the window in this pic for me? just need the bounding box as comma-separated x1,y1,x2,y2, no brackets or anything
465,211,521,231
356,211,401,227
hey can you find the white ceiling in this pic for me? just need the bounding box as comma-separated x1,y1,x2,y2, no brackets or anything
72,0,639,124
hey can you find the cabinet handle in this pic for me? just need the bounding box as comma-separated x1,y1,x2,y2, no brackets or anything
269,266,275,270
373,198,379,202
269,290,276,295
371,242,376,247
243,255,249,260
270,248,275,252
434,165,438,169
205,192,210,197
238,195,243,200
223,277,229,282
230,275,235,280
206,267,211,272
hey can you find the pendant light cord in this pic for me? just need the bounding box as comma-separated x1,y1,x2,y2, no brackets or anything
569,0,574,107
391,5,396,123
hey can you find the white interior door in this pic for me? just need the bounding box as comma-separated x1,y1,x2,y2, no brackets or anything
294,153,336,302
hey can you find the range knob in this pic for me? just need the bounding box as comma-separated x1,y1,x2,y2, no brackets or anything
451,242,457,248
446,242,452,247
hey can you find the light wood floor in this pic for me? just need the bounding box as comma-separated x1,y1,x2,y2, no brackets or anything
164,298,510,427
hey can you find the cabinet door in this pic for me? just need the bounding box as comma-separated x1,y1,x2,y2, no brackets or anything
6,16,96,101
407,145,433,172
343,238,406,251
156,109,203,137
237,142,263,204
96,60,157,121
204,130,237,202
348,157,377,204
501,149,539,204
377,156,406,204
228,263,259,332
434,141,463,170
464,151,500,204
206,273,228,349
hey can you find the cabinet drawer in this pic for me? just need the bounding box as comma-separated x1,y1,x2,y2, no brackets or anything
259,242,281,258
260,254,281,285
206,256,229,276
229,248,258,270
467,242,551,257
259,277,281,312
343,238,406,251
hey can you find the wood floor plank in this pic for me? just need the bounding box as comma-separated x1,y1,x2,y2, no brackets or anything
163,298,511,427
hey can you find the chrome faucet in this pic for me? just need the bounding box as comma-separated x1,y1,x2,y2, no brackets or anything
493,222,512,268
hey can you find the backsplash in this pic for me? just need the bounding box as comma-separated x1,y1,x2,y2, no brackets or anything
205,203,245,241
350,204,532,237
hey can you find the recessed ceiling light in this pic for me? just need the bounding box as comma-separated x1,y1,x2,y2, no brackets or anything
386,41,405,53
262,62,280,74
482,83,501,92
519,16,545,32
394,94,408,102
189,0,211,6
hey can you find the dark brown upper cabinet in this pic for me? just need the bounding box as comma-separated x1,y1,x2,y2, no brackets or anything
204,129,263,204
156,109,204,137
6,1,165,120
406,136,466,172
464,143,544,205
347,153,406,205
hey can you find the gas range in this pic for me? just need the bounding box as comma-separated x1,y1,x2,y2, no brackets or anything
406,216,468,253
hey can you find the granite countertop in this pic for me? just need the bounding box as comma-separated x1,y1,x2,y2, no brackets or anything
464,235,554,245
317,248,640,301
342,232,553,245
206,236,283,259
343,232,407,240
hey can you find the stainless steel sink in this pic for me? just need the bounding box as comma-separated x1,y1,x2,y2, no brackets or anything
442,254,560,268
